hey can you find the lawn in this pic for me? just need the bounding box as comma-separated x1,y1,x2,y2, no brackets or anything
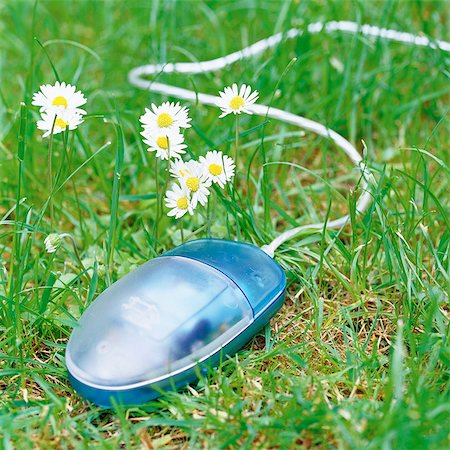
1,0,449,448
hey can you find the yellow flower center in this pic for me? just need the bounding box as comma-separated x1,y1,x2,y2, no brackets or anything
55,118,68,129
177,197,188,210
52,96,68,108
229,96,244,110
156,136,169,149
208,163,223,176
186,177,200,192
157,113,173,128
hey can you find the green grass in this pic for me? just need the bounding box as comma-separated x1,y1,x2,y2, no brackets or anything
1,0,449,448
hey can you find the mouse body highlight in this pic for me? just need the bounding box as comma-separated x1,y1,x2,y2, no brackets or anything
66,239,286,407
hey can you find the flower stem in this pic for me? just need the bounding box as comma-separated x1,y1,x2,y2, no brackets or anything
160,141,171,230
179,217,184,243
161,159,170,214
234,114,240,240
61,233,91,283
207,189,217,238
207,193,211,238
48,118,56,225
63,130,85,237
234,115,239,181
154,157,160,240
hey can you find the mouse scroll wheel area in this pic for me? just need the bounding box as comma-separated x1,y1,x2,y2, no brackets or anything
66,256,253,388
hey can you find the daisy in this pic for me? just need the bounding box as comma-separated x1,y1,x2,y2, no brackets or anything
165,183,195,219
44,233,62,253
141,128,187,160
32,81,87,115
140,101,191,134
178,160,211,207
199,150,235,188
217,83,259,118
169,159,190,180
37,110,84,138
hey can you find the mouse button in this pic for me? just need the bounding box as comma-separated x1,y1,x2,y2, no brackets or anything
172,239,285,315
66,255,247,387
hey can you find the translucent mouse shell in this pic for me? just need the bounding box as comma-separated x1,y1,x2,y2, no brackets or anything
66,256,253,388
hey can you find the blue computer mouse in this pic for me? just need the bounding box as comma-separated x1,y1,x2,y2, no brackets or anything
66,239,286,407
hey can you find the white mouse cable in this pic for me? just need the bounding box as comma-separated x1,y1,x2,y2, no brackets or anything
128,20,450,257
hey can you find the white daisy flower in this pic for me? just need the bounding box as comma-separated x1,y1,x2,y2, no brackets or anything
199,150,235,188
178,160,210,207
32,81,87,115
217,83,259,118
165,183,195,219
36,110,84,138
141,128,187,160
44,233,62,253
140,101,191,134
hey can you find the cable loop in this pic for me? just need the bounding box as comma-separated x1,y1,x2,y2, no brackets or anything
128,21,450,256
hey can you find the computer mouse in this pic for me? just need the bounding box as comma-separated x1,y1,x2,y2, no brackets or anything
66,238,286,407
